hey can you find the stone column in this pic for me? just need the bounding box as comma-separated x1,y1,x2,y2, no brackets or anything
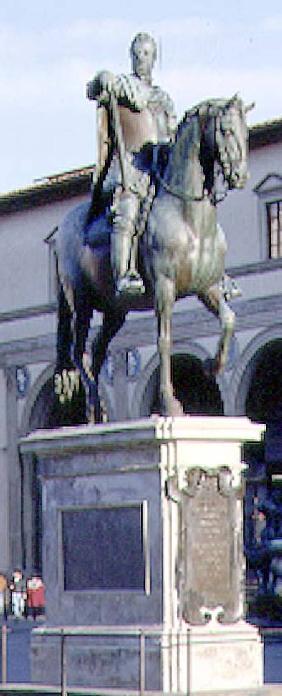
112,348,129,420
0,369,9,571
5,366,22,569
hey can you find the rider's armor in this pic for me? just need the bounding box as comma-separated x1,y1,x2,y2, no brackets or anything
88,72,177,295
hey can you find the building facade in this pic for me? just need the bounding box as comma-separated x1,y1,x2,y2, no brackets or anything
1,119,282,575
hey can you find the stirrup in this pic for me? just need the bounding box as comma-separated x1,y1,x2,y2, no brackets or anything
116,272,145,296
219,274,242,301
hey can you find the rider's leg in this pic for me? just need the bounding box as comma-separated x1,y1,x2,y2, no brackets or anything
111,190,145,295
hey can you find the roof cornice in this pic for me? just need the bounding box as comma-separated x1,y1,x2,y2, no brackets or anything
249,118,282,150
2,115,282,214
0,166,93,214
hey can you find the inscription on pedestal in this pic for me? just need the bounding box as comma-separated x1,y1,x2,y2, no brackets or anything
191,476,230,599
179,468,241,624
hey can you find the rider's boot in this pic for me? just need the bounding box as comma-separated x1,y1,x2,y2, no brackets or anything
111,229,145,296
111,193,145,296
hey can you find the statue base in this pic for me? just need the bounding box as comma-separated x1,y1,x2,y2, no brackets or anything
21,416,264,693
176,620,263,693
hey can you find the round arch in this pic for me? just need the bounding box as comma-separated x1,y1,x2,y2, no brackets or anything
245,339,282,423
131,342,224,418
19,364,114,577
20,363,55,435
20,364,114,434
229,325,282,416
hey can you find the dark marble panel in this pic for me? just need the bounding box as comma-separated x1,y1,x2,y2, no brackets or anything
62,505,144,591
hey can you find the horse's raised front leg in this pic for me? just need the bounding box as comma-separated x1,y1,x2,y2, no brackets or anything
199,285,235,373
155,275,183,416
54,282,81,409
56,282,73,373
71,286,100,422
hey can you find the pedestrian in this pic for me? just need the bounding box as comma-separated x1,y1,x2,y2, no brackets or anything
0,573,8,619
26,573,45,620
10,569,27,619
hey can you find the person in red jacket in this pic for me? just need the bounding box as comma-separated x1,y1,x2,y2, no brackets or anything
26,573,45,620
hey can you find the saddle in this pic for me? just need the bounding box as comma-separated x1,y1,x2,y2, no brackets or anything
86,142,169,234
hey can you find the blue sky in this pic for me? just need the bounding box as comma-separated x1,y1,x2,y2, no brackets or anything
1,0,282,193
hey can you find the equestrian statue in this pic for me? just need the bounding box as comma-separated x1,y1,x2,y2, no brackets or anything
55,32,251,421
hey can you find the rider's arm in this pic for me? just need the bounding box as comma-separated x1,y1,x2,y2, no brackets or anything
162,92,177,141
167,98,177,141
87,72,146,111
148,86,177,142
86,70,115,103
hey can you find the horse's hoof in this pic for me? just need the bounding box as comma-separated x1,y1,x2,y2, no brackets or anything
87,402,102,424
161,397,184,417
171,398,184,416
116,273,145,296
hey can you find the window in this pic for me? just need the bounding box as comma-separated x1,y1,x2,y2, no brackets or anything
254,174,282,261
267,200,282,258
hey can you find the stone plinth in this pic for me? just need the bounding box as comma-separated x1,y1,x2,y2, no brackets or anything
186,620,263,692
20,416,265,693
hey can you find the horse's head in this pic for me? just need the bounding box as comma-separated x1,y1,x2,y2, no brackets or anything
180,95,250,197
211,95,249,189
162,95,250,203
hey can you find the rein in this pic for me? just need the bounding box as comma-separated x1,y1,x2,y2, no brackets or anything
155,171,207,202
156,166,228,206
156,170,228,205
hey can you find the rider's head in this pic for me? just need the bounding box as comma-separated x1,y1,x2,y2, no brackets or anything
130,32,157,83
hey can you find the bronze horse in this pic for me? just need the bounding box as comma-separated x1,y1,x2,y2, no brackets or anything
56,96,249,420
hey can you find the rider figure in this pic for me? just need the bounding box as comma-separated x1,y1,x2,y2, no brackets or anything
87,32,177,296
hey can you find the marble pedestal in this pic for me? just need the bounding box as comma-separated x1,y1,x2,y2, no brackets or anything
21,415,264,693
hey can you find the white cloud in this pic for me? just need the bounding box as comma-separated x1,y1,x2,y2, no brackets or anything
0,18,133,68
0,59,89,109
0,15,214,110
64,17,134,42
153,16,219,39
0,15,219,65
259,14,282,32
1,9,282,192
162,66,282,125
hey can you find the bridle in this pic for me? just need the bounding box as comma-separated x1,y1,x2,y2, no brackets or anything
156,97,243,206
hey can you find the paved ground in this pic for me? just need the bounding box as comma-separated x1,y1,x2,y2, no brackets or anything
1,618,35,682
264,633,282,684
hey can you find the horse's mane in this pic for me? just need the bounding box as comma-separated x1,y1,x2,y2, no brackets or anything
175,95,241,141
